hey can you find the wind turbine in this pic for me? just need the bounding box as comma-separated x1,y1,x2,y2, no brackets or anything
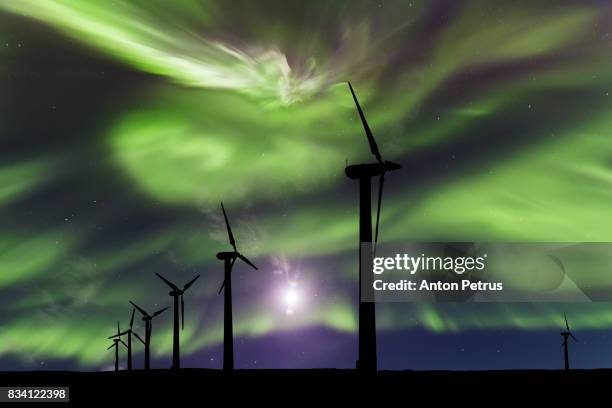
155,272,200,369
217,202,258,371
108,308,137,370
561,313,577,370
345,82,402,373
129,301,169,370
106,321,127,372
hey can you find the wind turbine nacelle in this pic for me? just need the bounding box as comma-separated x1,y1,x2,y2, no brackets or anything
345,161,402,179
216,251,238,260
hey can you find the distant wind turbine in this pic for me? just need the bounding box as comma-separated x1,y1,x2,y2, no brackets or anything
129,301,169,370
561,313,577,370
217,202,258,371
106,321,127,372
155,273,200,369
108,308,137,370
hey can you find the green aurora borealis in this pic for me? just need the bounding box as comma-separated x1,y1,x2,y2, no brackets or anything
2,0,612,369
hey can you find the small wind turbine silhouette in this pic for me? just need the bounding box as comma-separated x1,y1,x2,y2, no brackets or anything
345,82,402,373
108,308,137,370
217,202,258,371
155,272,200,369
561,313,577,370
130,301,169,370
106,321,127,372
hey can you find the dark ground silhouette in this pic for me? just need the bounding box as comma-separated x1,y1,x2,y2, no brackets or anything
1,369,610,403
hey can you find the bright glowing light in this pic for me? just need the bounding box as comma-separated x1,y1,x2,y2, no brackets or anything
285,289,298,306
282,282,301,316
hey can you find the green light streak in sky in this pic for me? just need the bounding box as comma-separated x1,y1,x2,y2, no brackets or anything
3,302,612,367
386,113,612,242
108,86,350,205
0,160,53,206
0,0,329,105
0,228,80,288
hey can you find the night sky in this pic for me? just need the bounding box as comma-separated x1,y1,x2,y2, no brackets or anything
2,0,612,371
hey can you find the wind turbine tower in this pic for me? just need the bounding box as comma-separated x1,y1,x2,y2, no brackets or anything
156,273,200,369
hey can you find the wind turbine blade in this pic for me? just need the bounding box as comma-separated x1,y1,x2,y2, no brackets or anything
238,253,258,270
156,273,179,290
119,339,128,348
117,321,120,335
108,331,128,339
348,82,382,164
221,202,237,251
218,280,225,295
181,295,185,331
183,274,200,291
133,332,146,345
153,306,169,317
107,344,114,350
374,173,385,249
564,313,570,331
129,301,150,317
130,308,135,329
570,333,577,342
